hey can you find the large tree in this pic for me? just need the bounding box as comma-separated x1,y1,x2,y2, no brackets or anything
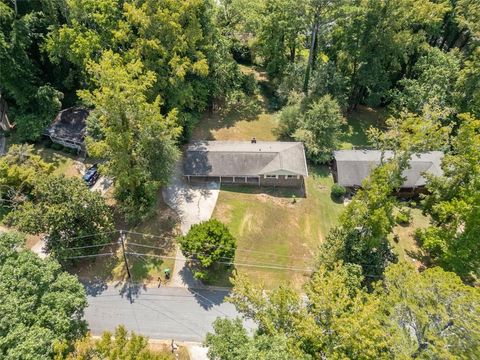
78,51,180,222
5,174,113,259
293,94,345,163
419,114,480,282
209,262,480,359
0,232,87,359
0,0,64,140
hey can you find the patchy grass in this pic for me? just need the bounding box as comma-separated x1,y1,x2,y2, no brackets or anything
69,191,179,285
34,146,86,178
192,66,279,142
391,207,430,269
211,166,344,290
340,105,387,149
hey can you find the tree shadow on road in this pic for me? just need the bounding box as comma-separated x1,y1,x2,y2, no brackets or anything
187,287,232,311
116,281,147,303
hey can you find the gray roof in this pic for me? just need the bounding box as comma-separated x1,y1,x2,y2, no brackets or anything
184,141,308,177
334,150,444,188
45,107,89,144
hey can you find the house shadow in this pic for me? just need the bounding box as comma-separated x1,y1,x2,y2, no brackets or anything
220,184,306,199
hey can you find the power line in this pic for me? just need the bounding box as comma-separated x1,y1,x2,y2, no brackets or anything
60,242,118,251
62,252,115,260
126,252,313,272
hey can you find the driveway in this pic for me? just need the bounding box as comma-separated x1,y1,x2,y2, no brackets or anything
162,163,220,288
84,283,254,343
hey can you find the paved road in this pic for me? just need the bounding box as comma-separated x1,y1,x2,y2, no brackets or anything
84,283,254,343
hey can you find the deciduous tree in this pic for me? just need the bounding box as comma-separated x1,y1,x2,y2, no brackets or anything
0,232,87,359
178,219,236,280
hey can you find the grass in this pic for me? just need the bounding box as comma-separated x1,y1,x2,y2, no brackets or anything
391,207,430,268
340,105,387,150
34,145,88,178
192,66,279,142
69,191,179,285
211,165,344,290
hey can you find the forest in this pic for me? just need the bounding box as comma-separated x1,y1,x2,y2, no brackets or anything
0,0,479,359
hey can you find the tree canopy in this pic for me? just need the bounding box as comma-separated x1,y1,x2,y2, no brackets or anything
0,232,87,360
178,219,236,280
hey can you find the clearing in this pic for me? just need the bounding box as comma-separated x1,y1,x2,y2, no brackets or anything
211,166,344,290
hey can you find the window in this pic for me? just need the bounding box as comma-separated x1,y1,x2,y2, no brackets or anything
265,175,277,179
286,175,298,179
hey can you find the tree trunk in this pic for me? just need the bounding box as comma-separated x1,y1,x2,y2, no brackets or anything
303,13,320,93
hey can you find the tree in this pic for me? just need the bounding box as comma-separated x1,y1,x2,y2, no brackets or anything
0,144,53,209
329,0,449,108
258,0,307,78
390,46,461,115
319,161,402,278
379,263,480,358
293,94,345,163
205,318,295,360
419,114,480,282
213,262,480,359
78,51,180,223
0,232,87,359
0,0,64,140
5,175,113,259
178,219,236,280
56,326,173,360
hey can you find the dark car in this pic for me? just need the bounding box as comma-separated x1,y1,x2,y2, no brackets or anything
83,164,100,187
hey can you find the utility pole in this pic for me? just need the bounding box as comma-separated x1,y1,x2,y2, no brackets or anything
119,230,131,280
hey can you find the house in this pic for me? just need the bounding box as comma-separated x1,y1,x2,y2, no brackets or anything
333,150,444,194
183,140,308,187
44,107,89,152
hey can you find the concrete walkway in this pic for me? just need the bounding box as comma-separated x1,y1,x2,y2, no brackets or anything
162,163,220,288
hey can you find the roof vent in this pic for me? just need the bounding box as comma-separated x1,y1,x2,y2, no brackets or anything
251,137,256,144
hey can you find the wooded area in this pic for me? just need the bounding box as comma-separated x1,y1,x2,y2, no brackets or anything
1,0,479,358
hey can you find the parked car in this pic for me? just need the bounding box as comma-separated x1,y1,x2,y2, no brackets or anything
83,164,99,187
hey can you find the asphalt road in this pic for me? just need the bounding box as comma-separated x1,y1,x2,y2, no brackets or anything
84,283,254,342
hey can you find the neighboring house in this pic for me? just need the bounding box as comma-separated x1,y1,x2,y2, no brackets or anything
44,107,89,152
183,140,308,188
333,150,444,194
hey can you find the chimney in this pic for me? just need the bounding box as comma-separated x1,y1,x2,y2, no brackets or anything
251,137,256,144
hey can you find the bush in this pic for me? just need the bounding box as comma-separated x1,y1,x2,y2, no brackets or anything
396,207,412,225
51,142,63,151
178,219,236,280
331,184,347,198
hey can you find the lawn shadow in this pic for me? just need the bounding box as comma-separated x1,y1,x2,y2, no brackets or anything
220,184,306,199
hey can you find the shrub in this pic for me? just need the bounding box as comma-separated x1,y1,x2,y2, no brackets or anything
331,183,347,198
396,207,412,225
51,142,63,151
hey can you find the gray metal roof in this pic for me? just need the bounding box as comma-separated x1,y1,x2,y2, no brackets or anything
333,150,444,188
184,141,308,177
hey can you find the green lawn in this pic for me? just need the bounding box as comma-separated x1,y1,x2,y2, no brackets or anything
340,105,387,149
211,166,345,290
